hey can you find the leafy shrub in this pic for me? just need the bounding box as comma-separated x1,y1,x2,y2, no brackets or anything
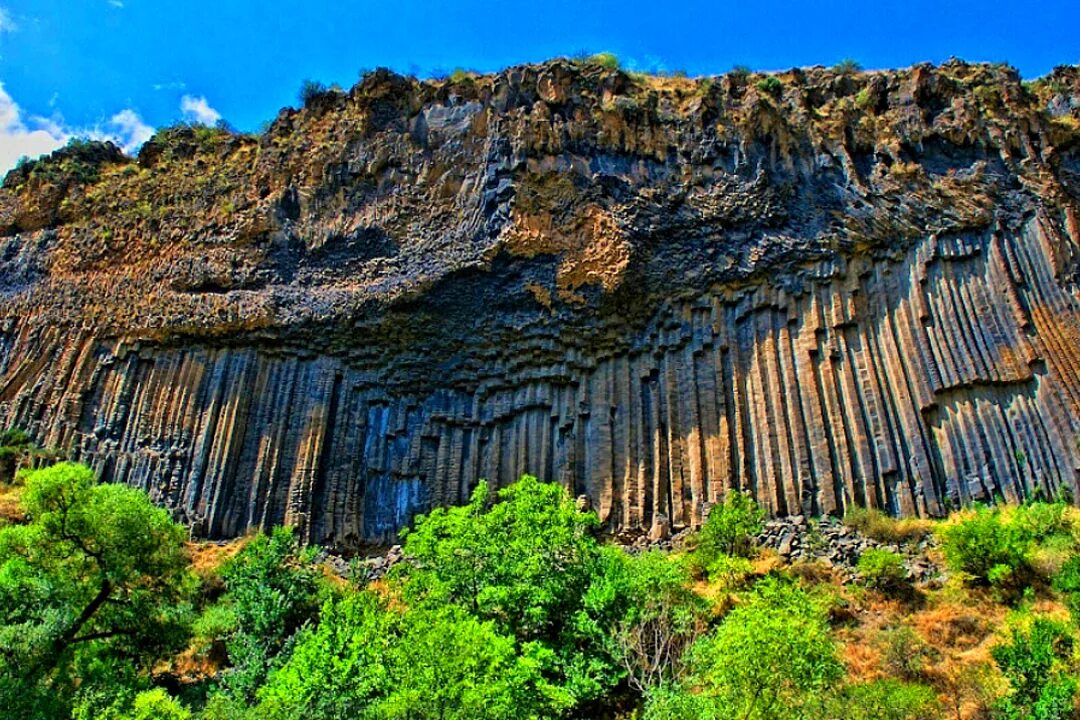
1051,554,1080,621
1013,500,1072,541
937,506,1033,586
729,64,752,80
857,548,908,592
613,550,708,692
73,687,191,720
397,476,624,709
755,76,783,96
191,601,237,658
256,593,566,720
991,615,1077,720
834,58,863,74
645,577,843,720
696,491,764,561
854,87,875,109
0,427,36,483
706,554,754,590
586,52,620,70
826,679,941,720
216,526,324,702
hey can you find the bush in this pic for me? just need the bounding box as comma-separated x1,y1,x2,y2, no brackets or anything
586,52,620,70
216,526,324,702
0,427,36,484
857,549,908,593
613,550,708,692
645,577,843,720
827,680,940,720
256,594,566,720
991,616,1077,720
1013,500,1072,541
937,506,1033,586
833,58,863,75
706,554,754,590
449,67,474,83
729,64,751,80
397,476,624,709
755,76,782,96
696,491,765,561
1051,554,1080,621
297,79,329,107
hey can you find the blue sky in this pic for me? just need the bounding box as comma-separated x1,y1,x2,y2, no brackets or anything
0,0,1077,171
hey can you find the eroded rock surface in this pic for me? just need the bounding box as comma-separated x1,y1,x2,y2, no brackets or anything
1,60,1079,546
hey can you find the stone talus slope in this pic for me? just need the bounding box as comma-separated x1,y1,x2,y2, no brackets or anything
1,60,1079,546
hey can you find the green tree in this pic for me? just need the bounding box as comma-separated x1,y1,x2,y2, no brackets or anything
644,577,843,720
74,687,192,720
257,592,570,720
0,462,194,718
254,592,397,719
693,491,765,573
755,76,783,96
991,616,1077,720
586,52,620,69
397,476,625,707
833,58,863,74
374,604,568,719
611,550,707,692
215,525,323,702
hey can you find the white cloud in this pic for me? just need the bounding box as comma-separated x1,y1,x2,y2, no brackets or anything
108,108,153,153
0,8,17,34
180,95,221,126
152,81,186,92
0,82,156,174
108,0,124,7
0,83,67,173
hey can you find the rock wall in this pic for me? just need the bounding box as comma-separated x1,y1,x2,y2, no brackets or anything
1,60,1079,546
3,218,1077,545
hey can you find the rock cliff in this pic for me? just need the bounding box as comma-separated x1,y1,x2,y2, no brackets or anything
2,59,1079,546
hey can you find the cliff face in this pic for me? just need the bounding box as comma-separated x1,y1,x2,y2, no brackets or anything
2,60,1080,546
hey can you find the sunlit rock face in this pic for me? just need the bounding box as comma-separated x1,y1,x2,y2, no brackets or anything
2,60,1079,547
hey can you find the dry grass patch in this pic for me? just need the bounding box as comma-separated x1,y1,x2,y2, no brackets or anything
912,601,998,651
187,535,253,577
844,506,934,544
0,484,24,525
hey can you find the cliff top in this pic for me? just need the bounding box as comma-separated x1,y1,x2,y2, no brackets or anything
1,58,1078,352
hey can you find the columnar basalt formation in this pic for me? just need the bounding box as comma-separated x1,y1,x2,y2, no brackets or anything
1,60,1079,546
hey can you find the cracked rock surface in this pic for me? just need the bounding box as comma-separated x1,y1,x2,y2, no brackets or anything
1,60,1079,547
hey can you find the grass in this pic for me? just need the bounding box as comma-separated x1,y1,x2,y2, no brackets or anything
844,506,934,544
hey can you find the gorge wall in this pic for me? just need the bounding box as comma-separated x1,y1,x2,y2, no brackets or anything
1,60,1079,546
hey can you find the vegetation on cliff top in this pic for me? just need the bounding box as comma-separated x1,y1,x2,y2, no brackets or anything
0,57,1077,341
2,459,1080,719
